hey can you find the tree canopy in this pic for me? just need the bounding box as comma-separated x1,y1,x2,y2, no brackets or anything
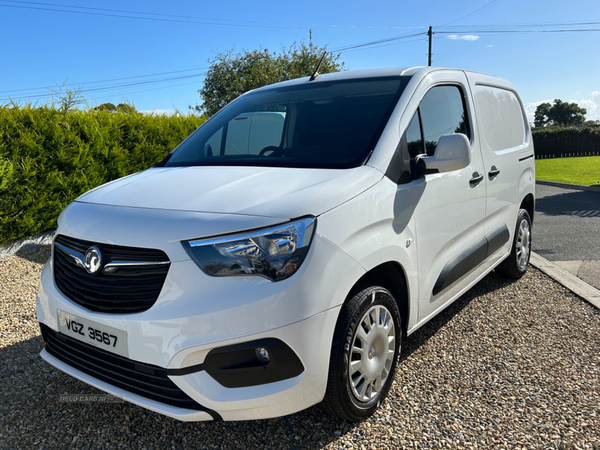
534,99,587,127
193,39,346,117
94,103,117,112
93,103,137,114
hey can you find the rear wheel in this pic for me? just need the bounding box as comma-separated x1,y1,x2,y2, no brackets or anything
321,285,402,421
496,208,532,279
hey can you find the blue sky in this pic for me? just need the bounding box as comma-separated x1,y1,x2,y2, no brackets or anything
1,0,599,121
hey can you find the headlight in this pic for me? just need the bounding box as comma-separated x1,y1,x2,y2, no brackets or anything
183,217,316,281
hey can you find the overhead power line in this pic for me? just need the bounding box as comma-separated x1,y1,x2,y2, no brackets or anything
436,28,600,35
439,20,600,30
0,67,209,95
339,37,426,54
0,73,206,102
90,80,204,103
330,31,428,53
0,0,305,29
438,0,497,27
0,0,297,26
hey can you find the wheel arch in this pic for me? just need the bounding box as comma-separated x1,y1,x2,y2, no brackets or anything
520,193,535,223
346,261,410,337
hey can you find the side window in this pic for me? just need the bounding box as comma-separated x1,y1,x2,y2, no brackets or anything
419,85,469,156
205,128,223,156
224,116,252,155
247,113,286,154
474,85,525,151
393,85,470,184
223,112,286,155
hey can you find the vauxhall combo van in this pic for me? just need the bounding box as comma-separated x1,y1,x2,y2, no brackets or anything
37,66,535,422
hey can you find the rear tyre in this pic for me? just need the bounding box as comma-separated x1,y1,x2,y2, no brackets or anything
321,285,402,421
496,208,532,279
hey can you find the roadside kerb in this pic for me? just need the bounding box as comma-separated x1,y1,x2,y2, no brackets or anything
536,179,600,193
530,251,600,310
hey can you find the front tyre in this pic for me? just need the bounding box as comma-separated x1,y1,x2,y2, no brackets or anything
322,286,402,421
496,208,532,279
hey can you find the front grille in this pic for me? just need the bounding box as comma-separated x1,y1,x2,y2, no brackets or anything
40,323,206,411
53,235,170,314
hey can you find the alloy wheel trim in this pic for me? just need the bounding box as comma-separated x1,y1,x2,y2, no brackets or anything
516,218,531,271
348,294,396,403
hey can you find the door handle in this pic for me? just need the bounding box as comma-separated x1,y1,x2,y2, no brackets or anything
469,172,484,185
489,165,500,178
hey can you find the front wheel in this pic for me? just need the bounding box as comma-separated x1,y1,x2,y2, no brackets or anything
321,285,402,421
496,208,532,279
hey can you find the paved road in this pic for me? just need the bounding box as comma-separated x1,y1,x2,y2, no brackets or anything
532,182,600,289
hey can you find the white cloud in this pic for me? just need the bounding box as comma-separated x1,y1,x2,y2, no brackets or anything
486,45,494,48
141,109,175,116
577,91,600,121
446,34,480,41
523,92,600,123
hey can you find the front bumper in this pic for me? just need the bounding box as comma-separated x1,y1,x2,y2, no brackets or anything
40,305,341,421
37,227,364,421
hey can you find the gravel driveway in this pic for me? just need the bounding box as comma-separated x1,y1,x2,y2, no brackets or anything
1,246,599,449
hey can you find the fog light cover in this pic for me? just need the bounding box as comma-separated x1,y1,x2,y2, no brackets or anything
183,217,315,281
203,338,304,388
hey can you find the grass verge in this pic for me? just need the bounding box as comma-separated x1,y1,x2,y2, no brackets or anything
535,156,600,186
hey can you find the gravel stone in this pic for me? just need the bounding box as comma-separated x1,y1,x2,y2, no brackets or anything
1,245,599,449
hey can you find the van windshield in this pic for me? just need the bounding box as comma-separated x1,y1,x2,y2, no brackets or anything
164,76,409,169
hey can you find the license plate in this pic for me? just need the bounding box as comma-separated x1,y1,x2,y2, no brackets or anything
57,310,128,358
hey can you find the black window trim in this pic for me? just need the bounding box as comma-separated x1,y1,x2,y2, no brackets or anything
386,81,474,185
418,82,473,151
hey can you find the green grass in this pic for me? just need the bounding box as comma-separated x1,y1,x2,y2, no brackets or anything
535,156,600,187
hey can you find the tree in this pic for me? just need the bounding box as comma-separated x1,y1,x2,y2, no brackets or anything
116,103,136,114
533,102,552,128
534,99,587,127
94,103,117,112
193,38,346,116
93,103,136,114
50,82,84,114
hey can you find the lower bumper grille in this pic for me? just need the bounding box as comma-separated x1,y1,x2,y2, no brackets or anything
40,323,213,414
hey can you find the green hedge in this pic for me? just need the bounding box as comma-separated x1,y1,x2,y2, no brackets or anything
532,124,600,139
0,105,205,244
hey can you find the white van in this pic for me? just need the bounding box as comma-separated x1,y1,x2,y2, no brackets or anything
37,67,535,422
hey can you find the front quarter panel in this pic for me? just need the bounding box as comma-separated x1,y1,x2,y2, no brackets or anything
317,177,419,329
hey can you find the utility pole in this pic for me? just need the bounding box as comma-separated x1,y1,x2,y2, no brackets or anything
428,26,433,66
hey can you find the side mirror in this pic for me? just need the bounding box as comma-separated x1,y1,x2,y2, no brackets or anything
422,134,471,173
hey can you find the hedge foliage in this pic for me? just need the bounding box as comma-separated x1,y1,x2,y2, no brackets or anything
0,105,204,244
532,124,600,140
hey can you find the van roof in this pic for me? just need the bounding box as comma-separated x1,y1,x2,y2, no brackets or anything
249,66,507,93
